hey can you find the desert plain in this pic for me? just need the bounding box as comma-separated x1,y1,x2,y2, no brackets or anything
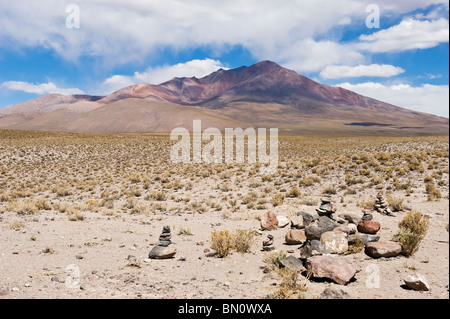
0,130,448,299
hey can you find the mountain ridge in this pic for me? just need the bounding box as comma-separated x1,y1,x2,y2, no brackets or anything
0,61,448,135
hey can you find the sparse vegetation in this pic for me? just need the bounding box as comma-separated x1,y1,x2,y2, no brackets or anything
393,210,430,257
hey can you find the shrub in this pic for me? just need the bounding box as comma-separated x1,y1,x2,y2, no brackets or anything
271,193,285,207
210,230,234,258
233,229,256,254
387,195,406,212
288,187,301,198
322,185,337,195
393,210,429,257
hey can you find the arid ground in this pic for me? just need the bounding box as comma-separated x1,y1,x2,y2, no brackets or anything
0,130,448,299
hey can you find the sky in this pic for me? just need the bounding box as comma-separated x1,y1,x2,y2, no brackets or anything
0,0,448,118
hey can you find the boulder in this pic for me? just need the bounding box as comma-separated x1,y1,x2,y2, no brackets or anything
285,229,307,245
305,255,359,285
261,211,279,231
365,241,402,258
148,246,177,259
320,231,348,254
339,212,363,225
279,256,306,272
404,273,430,291
298,210,319,226
290,215,304,229
305,216,337,240
357,220,381,234
298,240,329,259
276,215,290,228
333,225,352,235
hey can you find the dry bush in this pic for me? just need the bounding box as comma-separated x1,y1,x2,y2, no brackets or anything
233,229,256,253
322,185,337,195
210,230,234,258
271,193,285,207
387,195,406,212
425,182,442,201
287,187,301,198
393,210,430,257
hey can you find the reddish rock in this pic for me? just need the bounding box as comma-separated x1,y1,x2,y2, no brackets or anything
357,220,380,234
365,241,402,258
305,255,360,285
285,229,307,245
261,211,279,231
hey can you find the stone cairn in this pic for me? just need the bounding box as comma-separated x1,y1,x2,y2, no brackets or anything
373,193,394,216
149,226,177,259
316,196,336,217
262,234,275,251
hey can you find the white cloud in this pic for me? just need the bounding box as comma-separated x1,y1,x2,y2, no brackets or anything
336,82,449,118
1,81,84,95
357,18,449,52
320,64,405,79
101,58,227,94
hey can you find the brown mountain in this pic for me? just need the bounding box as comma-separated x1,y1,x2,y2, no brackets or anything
0,61,448,135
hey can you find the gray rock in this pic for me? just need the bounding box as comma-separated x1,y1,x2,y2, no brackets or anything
339,212,362,225
404,273,430,291
320,286,352,299
305,216,337,240
149,246,177,259
298,210,319,226
279,255,305,272
348,234,380,245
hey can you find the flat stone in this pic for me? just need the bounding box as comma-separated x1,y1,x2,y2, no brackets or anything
365,241,402,258
339,212,362,225
305,255,359,285
148,246,177,259
404,273,430,291
348,234,380,245
290,215,304,229
285,229,307,245
279,255,306,272
320,231,348,254
276,215,290,228
261,211,279,231
357,220,381,234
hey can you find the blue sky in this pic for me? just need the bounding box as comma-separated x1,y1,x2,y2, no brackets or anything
0,0,448,117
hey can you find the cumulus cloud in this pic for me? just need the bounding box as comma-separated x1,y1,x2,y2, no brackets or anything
357,18,449,52
336,82,449,118
1,81,85,95
320,64,405,79
101,58,227,94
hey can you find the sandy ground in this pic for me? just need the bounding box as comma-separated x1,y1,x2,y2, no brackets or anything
1,191,448,299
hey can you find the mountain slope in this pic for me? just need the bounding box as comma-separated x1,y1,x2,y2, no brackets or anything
0,61,448,135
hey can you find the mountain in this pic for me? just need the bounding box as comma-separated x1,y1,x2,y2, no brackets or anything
0,61,448,135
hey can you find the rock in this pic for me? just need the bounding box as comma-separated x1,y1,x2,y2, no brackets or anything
347,223,357,235
148,246,177,259
285,229,307,245
320,231,348,254
320,286,352,299
261,211,279,231
276,216,290,228
290,215,304,229
365,241,402,258
299,240,329,259
305,216,337,240
357,220,381,234
262,234,275,251
297,210,319,226
305,255,359,285
361,213,373,221
279,256,306,272
339,212,362,225
333,225,352,235
404,273,430,291
348,234,380,245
